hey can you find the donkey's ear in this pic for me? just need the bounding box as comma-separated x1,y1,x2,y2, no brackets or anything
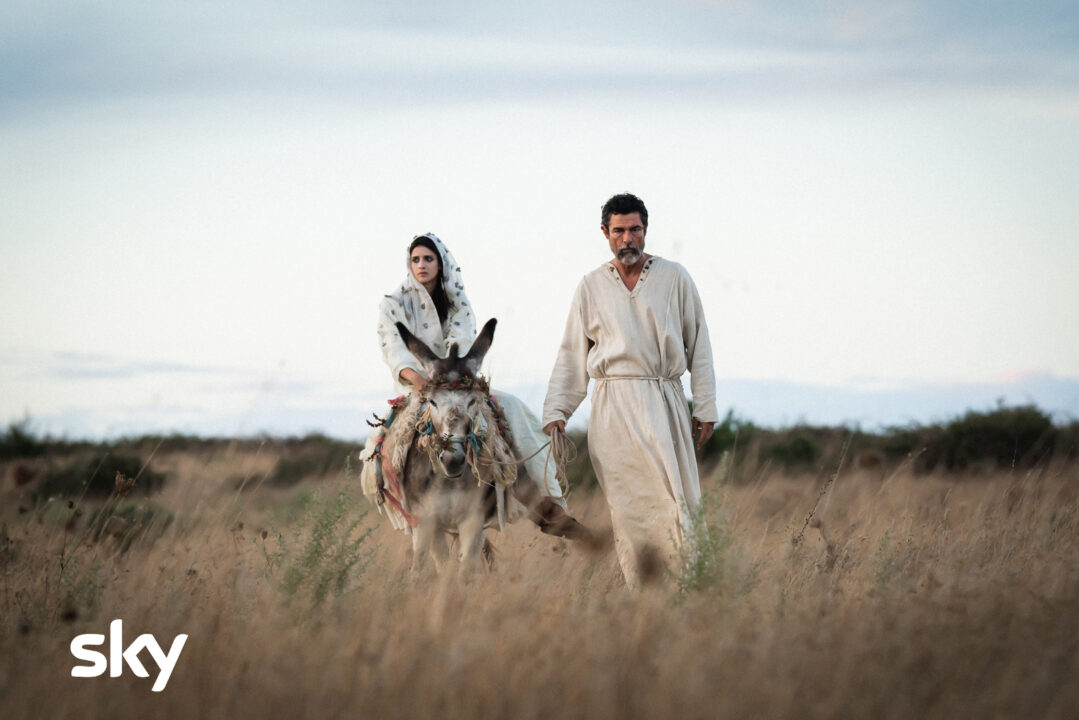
462,318,497,375
396,322,440,372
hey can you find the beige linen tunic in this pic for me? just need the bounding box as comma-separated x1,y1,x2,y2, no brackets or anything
542,256,718,587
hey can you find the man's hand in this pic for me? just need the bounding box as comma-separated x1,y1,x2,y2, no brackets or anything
693,419,714,450
544,420,566,436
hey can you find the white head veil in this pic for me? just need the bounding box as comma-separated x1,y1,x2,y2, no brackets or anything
384,233,475,359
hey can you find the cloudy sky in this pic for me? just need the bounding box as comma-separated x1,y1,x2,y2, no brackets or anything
2,1,1078,438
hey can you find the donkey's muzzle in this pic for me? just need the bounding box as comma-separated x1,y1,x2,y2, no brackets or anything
440,448,467,478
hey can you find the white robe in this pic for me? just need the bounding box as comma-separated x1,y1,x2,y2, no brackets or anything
542,256,718,587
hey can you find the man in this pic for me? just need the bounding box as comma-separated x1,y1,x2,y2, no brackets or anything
542,193,718,588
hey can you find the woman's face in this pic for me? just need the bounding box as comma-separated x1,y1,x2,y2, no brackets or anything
410,245,441,289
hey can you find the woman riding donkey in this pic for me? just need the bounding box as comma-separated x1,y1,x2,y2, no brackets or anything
361,233,580,544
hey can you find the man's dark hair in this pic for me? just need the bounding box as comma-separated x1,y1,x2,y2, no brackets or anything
601,193,648,229
409,235,450,324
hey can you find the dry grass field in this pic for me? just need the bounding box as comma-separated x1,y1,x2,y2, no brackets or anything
2,444,1078,719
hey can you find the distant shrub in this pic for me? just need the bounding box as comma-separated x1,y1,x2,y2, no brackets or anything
267,434,360,487
1055,421,1079,463
938,405,1054,471
125,433,218,455
0,420,47,460
872,405,1058,474
766,428,821,467
269,456,322,487
34,454,167,500
879,426,921,459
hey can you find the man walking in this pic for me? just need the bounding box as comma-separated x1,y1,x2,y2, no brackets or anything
542,193,718,588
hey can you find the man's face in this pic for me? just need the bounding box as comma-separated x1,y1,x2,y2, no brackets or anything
603,212,647,267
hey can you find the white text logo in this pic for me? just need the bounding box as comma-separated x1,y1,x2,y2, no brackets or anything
70,619,188,692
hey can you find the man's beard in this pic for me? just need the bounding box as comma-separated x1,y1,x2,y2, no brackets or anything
617,246,641,266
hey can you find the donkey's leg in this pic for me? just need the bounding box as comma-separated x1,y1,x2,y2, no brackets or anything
411,518,437,575
430,530,450,571
456,510,487,579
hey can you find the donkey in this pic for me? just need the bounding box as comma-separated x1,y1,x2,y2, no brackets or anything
377,318,590,575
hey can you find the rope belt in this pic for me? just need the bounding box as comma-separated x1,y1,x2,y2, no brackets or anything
594,375,681,383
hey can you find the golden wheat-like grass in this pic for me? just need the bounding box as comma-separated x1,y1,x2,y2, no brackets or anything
1,447,1077,719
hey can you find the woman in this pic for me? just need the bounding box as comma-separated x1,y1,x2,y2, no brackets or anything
368,233,567,523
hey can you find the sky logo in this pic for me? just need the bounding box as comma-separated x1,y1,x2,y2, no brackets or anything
70,619,188,692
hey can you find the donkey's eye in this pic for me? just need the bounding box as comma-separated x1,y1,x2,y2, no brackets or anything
429,399,438,408
467,398,477,408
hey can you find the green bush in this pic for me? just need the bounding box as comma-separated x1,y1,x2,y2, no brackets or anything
879,405,1057,474
0,420,47,460
267,434,360,487
939,405,1054,471
767,428,821,467
1055,421,1079,462
269,456,323,487
34,453,167,500
676,492,734,594
879,426,921,459
262,467,374,608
